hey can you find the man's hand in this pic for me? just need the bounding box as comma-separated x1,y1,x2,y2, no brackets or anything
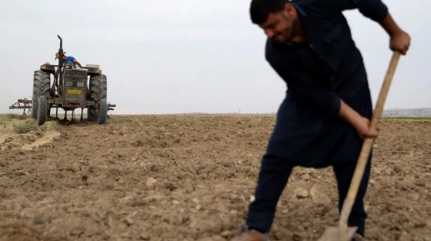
390,30,411,55
75,61,83,68
355,116,378,139
339,100,379,139
380,14,411,55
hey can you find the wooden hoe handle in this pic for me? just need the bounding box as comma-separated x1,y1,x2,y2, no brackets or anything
339,52,402,226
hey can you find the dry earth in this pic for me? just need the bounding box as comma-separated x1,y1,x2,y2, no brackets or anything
0,115,430,241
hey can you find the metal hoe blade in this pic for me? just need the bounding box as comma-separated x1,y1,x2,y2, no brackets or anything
318,226,357,241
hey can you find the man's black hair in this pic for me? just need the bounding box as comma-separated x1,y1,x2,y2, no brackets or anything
250,0,289,24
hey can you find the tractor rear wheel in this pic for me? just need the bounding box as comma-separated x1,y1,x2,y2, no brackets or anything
88,74,107,124
97,97,108,124
37,96,48,125
32,71,50,119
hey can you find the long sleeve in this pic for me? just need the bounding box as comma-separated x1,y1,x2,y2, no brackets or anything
307,0,389,22
352,0,388,22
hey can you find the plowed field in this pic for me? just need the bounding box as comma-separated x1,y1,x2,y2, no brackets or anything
0,115,430,241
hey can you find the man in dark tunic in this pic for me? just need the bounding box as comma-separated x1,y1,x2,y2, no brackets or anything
231,0,410,240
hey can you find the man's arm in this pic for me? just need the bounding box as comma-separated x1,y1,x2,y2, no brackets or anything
379,14,411,55
331,0,411,54
339,100,378,139
317,0,389,22
74,60,83,68
326,1,410,136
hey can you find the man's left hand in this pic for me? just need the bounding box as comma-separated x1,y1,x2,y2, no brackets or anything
390,31,411,55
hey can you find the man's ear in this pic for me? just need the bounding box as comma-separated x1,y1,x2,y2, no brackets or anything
283,3,296,17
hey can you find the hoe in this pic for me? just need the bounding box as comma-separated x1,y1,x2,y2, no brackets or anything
318,52,401,241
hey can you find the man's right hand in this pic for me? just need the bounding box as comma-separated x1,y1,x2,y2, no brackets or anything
339,100,379,139
355,116,378,139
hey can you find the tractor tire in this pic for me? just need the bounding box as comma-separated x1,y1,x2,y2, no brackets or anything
32,71,50,119
37,96,48,125
97,97,108,124
87,106,97,121
88,74,107,124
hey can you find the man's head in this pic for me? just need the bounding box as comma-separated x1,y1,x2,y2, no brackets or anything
55,52,67,60
250,0,302,43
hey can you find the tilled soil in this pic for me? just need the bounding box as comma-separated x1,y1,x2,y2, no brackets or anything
0,115,430,241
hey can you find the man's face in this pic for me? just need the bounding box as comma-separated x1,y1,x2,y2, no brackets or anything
56,53,66,60
259,4,299,43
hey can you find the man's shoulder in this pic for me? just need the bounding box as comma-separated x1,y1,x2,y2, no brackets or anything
295,0,340,17
65,56,76,61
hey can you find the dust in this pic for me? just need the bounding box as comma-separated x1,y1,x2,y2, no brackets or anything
0,115,60,151
21,131,61,151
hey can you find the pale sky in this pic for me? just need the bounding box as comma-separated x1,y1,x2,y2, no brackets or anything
1,0,430,114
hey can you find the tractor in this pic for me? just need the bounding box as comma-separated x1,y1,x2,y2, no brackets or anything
32,35,108,125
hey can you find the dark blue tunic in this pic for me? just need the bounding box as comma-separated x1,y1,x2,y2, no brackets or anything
264,0,388,167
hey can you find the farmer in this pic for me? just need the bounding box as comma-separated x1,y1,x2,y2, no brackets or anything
56,52,83,68
231,0,410,240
